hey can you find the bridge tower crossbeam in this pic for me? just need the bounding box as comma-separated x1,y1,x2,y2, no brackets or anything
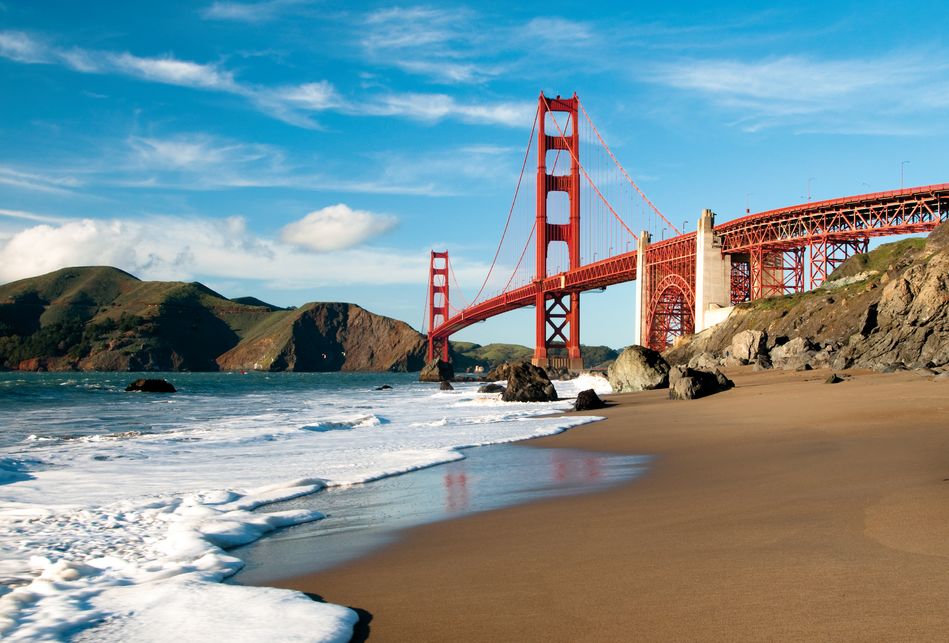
533,93,583,371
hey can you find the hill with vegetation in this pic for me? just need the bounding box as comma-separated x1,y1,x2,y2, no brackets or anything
0,267,426,372
449,341,618,372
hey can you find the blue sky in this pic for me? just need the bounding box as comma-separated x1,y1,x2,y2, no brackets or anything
1,0,946,348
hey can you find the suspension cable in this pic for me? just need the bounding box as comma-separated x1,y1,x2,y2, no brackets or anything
467,108,540,305
541,95,638,242
578,99,679,235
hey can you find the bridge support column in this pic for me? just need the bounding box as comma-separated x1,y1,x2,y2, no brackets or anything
694,209,731,332
633,230,650,346
426,250,450,362
532,93,583,372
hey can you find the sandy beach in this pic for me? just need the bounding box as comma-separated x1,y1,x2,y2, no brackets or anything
271,368,949,641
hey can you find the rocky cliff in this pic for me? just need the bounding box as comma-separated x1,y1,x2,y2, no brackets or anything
215,302,426,372
0,266,425,372
665,224,949,373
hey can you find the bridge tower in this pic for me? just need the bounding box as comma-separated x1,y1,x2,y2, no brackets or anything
426,250,450,362
533,93,583,371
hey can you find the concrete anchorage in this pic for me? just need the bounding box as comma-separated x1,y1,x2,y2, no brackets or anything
694,209,733,332
633,231,651,346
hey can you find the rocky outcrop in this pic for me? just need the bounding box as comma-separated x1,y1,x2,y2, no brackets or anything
218,303,426,373
478,383,506,394
125,378,176,393
607,345,670,392
439,380,454,391
419,359,454,382
574,389,606,411
729,330,767,363
668,366,733,400
664,230,949,374
501,362,558,402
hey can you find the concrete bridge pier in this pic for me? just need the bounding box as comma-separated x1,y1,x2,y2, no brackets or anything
694,209,732,333
633,231,651,346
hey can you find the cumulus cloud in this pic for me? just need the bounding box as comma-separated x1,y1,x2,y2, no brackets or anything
0,214,419,288
279,204,397,252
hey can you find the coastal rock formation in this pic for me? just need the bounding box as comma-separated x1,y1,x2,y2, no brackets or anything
665,229,949,374
478,383,506,394
501,362,558,402
728,330,767,363
668,366,733,400
574,389,606,411
419,359,454,382
125,378,176,393
439,380,454,391
217,302,426,372
608,345,670,392
0,266,428,372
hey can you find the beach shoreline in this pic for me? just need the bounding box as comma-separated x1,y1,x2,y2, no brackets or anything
267,367,949,641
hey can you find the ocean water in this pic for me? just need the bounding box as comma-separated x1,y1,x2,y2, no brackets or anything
0,370,616,642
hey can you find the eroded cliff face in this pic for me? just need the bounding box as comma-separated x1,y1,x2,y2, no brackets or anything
665,224,949,373
215,302,427,372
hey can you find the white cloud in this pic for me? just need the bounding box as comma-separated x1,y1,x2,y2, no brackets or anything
522,17,595,43
0,30,530,129
647,54,942,132
0,165,82,194
279,204,397,252
202,0,308,23
109,53,239,91
359,93,533,127
0,214,460,290
0,30,47,63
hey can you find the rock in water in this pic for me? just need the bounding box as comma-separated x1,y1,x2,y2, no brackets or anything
419,359,454,382
374,384,393,390
574,389,605,411
439,380,454,391
668,366,733,400
478,383,507,394
501,362,558,402
608,345,670,392
485,362,513,382
125,378,176,393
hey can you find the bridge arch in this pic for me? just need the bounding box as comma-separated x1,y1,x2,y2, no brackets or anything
646,274,695,350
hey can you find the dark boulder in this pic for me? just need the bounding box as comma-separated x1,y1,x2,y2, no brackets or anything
501,362,558,402
486,362,514,382
125,378,176,393
668,366,733,400
439,380,454,391
374,384,393,390
825,373,844,384
419,359,454,382
574,389,605,411
478,383,507,394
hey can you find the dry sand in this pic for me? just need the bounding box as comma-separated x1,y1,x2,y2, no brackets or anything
271,368,949,641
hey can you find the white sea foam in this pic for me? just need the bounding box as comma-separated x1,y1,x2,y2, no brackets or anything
0,375,611,641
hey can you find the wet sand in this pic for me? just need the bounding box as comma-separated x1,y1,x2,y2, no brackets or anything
271,368,949,641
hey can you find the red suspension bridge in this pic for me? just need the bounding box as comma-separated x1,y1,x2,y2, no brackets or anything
425,92,949,368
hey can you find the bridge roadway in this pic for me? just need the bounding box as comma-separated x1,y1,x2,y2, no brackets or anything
430,183,949,347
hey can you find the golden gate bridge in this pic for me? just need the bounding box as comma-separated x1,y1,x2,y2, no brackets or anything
424,92,949,369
